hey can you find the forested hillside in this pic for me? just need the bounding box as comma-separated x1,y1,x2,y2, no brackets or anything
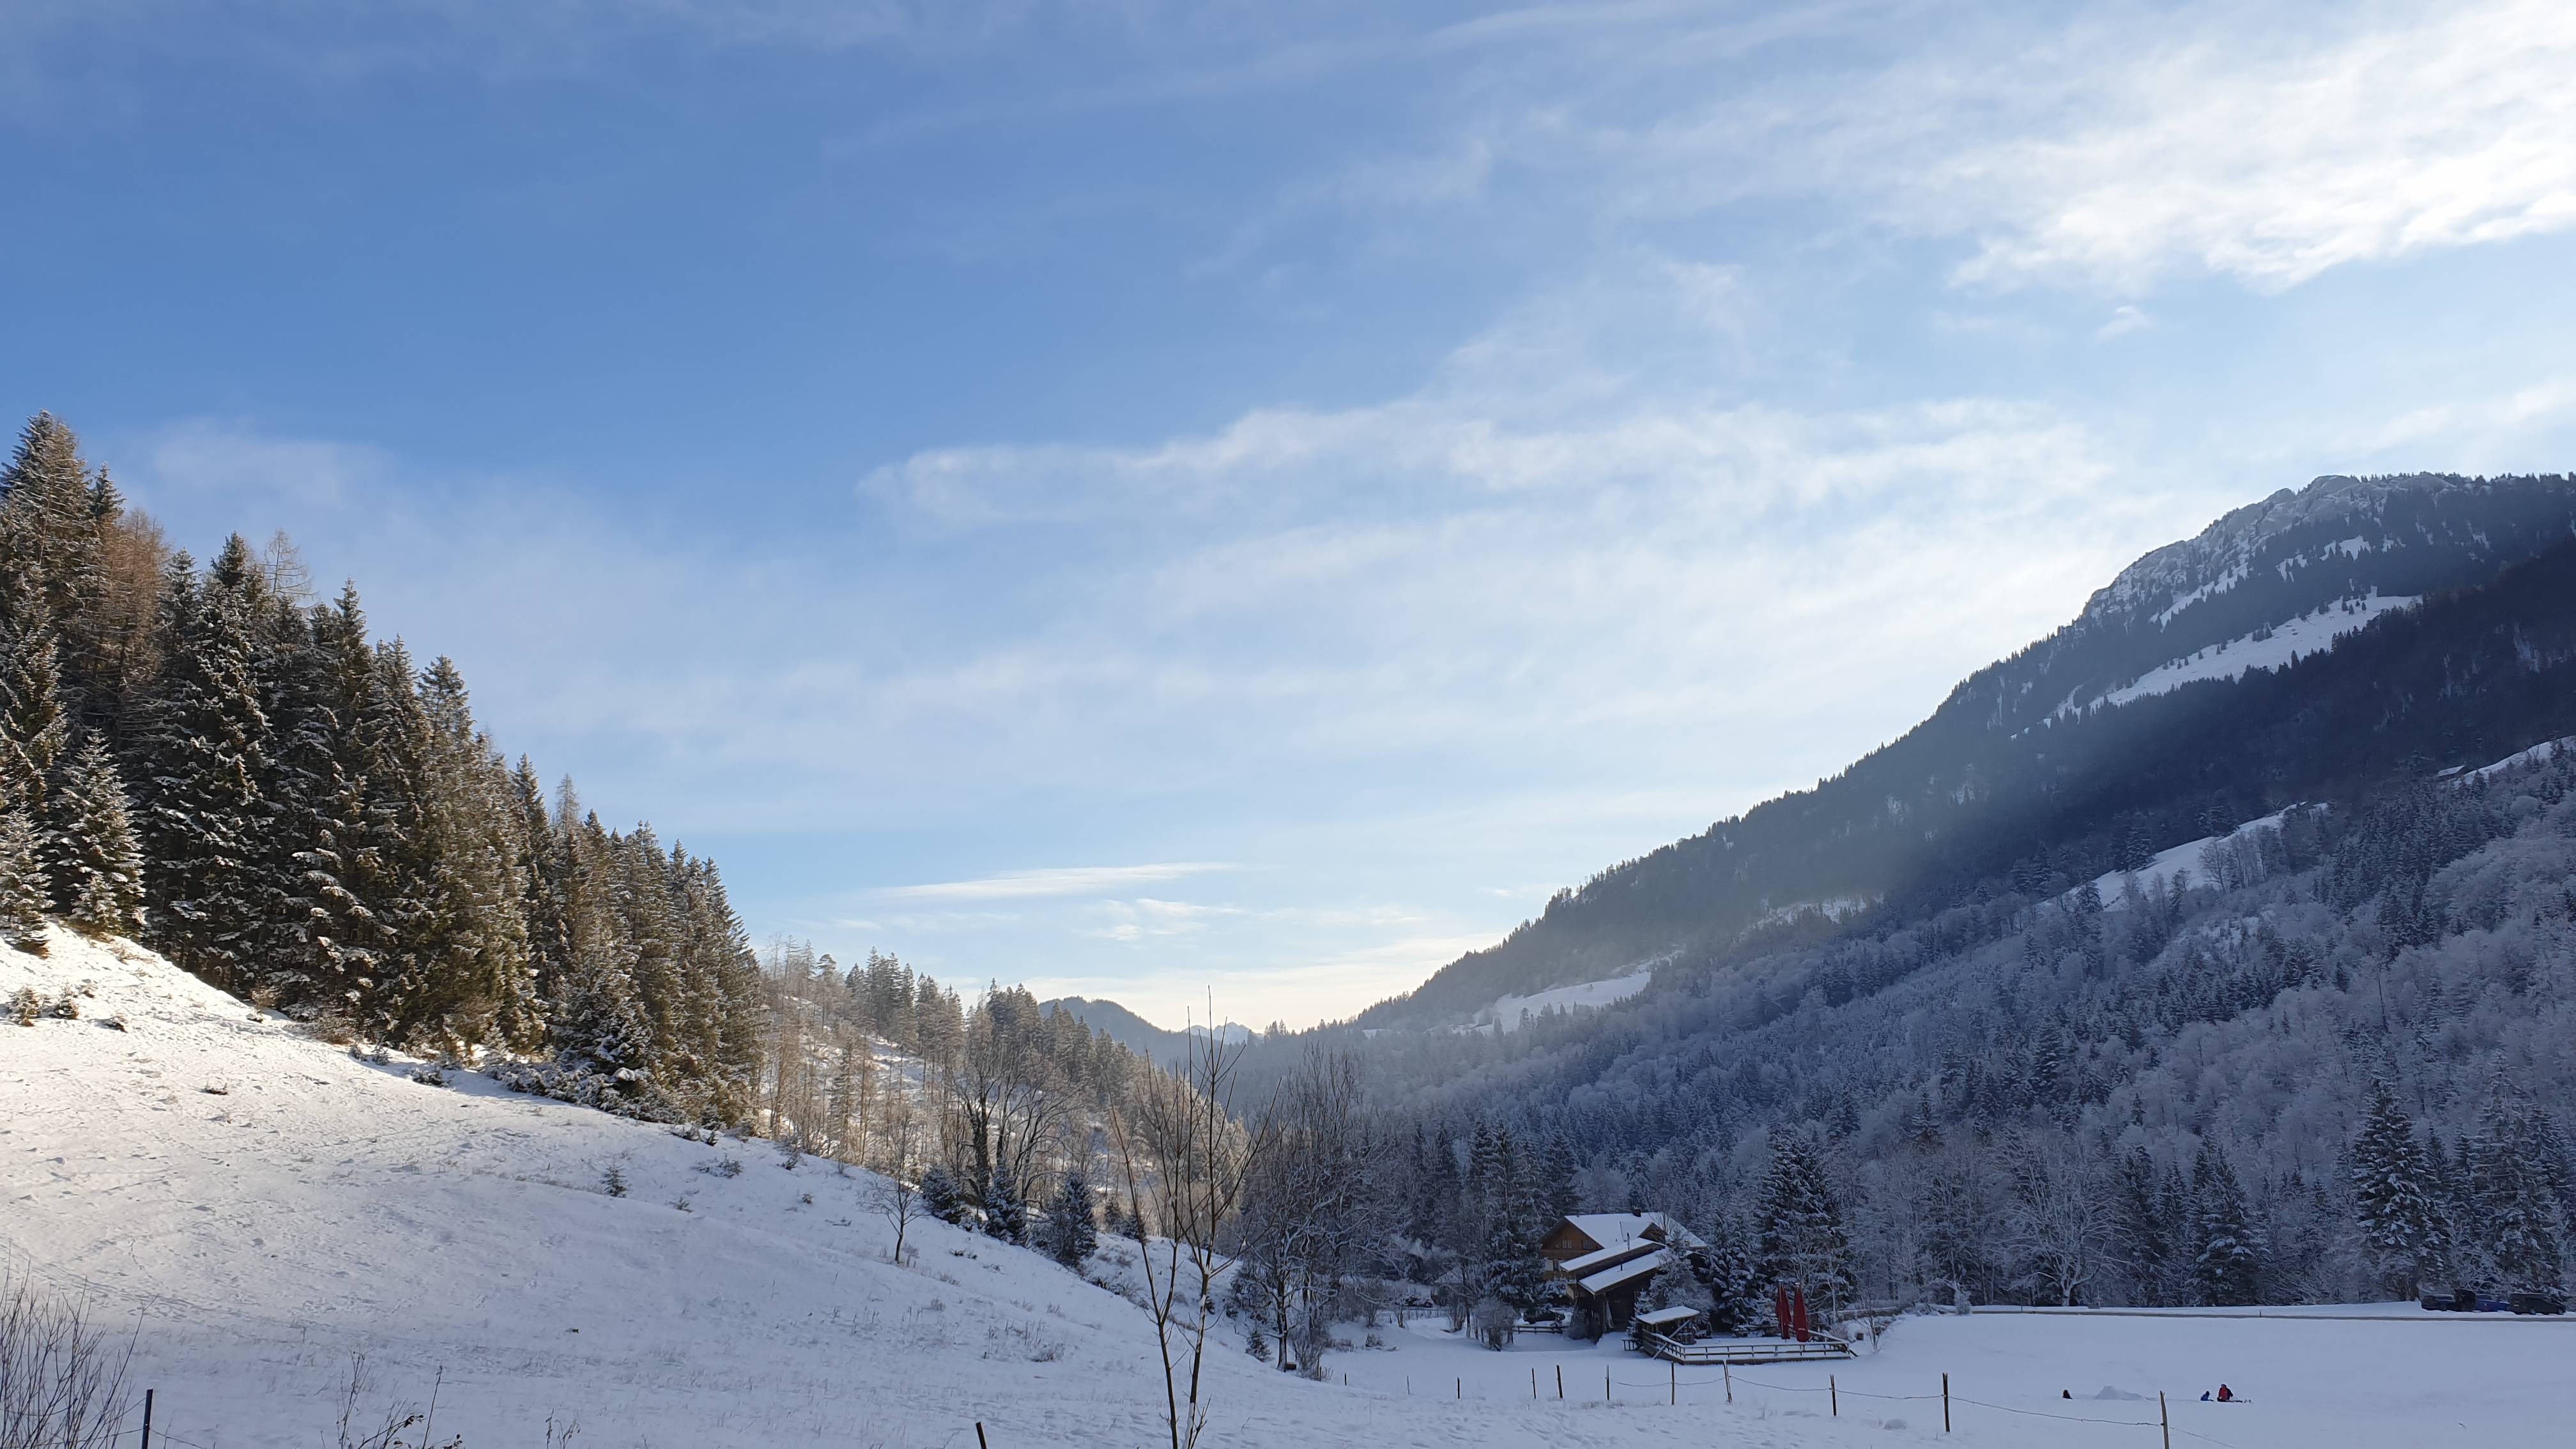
0,412,767,1120
1367,473,2576,1027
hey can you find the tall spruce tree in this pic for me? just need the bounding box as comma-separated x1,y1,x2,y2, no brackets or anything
2190,1146,2263,1306
0,415,112,717
0,590,72,864
2350,1080,2446,1297
0,787,49,953
53,735,146,939
2469,1092,2567,1293
132,551,272,987
1754,1129,1855,1317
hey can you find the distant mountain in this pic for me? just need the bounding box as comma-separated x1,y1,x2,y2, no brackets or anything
1043,995,1252,1066
1359,473,2576,1030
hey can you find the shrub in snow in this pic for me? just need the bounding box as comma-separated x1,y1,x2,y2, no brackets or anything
485,1059,683,1123
698,1156,744,1179
602,1165,628,1198
8,986,37,1026
407,1065,448,1087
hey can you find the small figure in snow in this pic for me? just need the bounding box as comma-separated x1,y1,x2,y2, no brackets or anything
2200,1392,2212,1402
2216,1384,2234,1402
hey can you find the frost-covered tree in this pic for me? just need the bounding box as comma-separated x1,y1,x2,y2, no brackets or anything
2467,1092,2567,1293
52,736,144,939
1755,1129,1855,1317
131,550,271,987
0,792,50,953
920,1165,972,1227
2190,1147,2263,1307
2350,1080,2446,1297
1047,1168,1098,1268
983,1158,1029,1243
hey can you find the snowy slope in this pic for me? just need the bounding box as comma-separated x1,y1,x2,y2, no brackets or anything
1466,969,1655,1034
1,930,1841,1449
2092,593,2414,710
10,930,2571,1448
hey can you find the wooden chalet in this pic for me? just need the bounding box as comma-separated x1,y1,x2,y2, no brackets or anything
1538,1212,1707,1334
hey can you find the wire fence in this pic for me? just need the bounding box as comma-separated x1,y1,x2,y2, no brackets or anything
1409,1360,2246,1449
93,1373,2247,1449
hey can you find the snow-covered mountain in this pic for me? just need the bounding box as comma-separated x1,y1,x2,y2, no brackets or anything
1964,473,2576,737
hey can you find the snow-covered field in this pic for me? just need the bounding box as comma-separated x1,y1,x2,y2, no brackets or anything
8,931,2570,1448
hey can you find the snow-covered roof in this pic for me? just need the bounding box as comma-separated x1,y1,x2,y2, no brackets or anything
1577,1248,1670,1296
1557,1212,1706,1255
1559,1239,1655,1275
1636,1305,1700,1328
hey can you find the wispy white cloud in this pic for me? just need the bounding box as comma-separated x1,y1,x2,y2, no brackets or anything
1270,0,2576,296
2097,305,2152,340
877,862,1238,902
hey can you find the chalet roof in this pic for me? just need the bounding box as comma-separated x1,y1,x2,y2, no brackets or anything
1554,1212,1707,1257
1559,1238,1659,1275
1635,1305,1701,1328
1577,1246,1671,1296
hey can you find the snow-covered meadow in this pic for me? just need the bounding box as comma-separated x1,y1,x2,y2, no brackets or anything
7,932,2568,1448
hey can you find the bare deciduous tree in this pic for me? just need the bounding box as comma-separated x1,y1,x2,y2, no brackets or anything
0,1268,136,1449
1112,1022,1269,1449
872,1114,926,1266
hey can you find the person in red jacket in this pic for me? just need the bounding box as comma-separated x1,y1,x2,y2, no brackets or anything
2216,1384,2234,1402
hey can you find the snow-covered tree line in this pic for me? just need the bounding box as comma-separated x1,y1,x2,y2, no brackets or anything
1331,753,2576,1308
0,413,764,1121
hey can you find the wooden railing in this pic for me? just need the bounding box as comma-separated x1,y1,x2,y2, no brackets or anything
1634,1329,1854,1365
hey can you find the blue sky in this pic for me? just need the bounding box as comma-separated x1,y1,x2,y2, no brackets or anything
8,0,2575,1028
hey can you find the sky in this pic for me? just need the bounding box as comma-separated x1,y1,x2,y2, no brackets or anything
6,0,2575,1030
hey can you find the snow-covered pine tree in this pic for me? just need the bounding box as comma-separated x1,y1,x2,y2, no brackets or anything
512,759,572,1013
402,656,536,1050
265,586,391,1015
551,802,654,1090
2349,1079,2446,1297
1754,1128,1855,1319
0,415,114,717
0,590,73,891
1048,1169,1098,1267
1484,1130,1548,1317
919,1165,970,1226
2468,1092,2566,1294
983,1158,1028,1243
2190,1146,2263,1306
0,786,50,953
1537,1131,1579,1222
53,735,144,939
1689,1213,1761,1335
131,551,272,988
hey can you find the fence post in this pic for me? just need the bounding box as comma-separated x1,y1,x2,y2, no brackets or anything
1942,1372,1951,1432
141,1389,154,1449
1605,1369,1611,1404
1556,1365,1563,1400
2161,1391,2171,1449
1830,1374,1837,1416
1724,1363,1732,1404
976,1424,988,1449
1669,1361,1676,1405
1531,1368,1536,1399
1455,1377,1460,1400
